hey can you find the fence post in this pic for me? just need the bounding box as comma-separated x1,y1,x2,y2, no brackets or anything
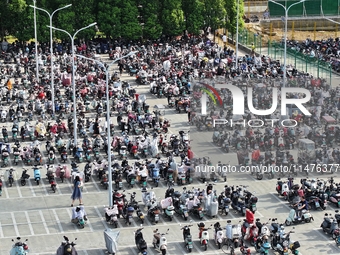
294,50,296,67
330,65,332,87
317,58,320,78
305,57,308,73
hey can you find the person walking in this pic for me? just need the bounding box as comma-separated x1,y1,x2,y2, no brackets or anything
71,176,83,206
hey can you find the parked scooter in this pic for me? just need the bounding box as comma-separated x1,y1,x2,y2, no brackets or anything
213,222,224,249
225,220,242,249
10,237,29,255
56,236,78,255
321,212,339,238
105,205,119,228
198,222,212,251
33,165,41,185
152,228,169,255
134,228,148,255
7,168,16,187
180,223,194,252
20,169,30,186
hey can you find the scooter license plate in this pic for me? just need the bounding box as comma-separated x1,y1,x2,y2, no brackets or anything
225,207,229,212
131,180,135,185
199,211,204,218
155,215,159,221
140,215,144,219
188,244,193,249
315,201,320,207
184,212,188,217
252,204,257,211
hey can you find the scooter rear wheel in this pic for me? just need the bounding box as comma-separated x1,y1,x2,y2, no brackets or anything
204,244,207,251
285,219,292,226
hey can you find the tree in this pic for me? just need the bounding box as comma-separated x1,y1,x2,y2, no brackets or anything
55,0,96,41
138,0,162,40
120,0,142,40
160,0,184,37
0,0,27,40
225,0,245,39
181,0,205,35
97,0,122,39
202,0,226,38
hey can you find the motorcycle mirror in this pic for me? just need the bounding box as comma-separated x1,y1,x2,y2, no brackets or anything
167,228,169,231
123,190,125,192
140,224,143,227
227,220,231,223
17,237,21,240
12,239,14,242
336,210,339,213
75,238,77,241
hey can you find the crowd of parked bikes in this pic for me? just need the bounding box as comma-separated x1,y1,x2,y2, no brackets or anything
3,34,340,254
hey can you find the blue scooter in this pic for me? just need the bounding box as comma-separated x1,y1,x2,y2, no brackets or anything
10,237,29,255
33,165,41,185
75,147,84,163
149,164,160,187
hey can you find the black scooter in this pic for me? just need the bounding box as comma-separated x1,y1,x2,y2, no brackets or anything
20,169,30,186
135,228,147,255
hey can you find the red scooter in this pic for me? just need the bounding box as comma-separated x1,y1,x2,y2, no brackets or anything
241,209,259,246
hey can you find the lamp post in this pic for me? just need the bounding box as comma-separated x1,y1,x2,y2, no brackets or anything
268,0,306,87
32,0,39,81
75,51,137,206
29,3,72,116
236,0,239,69
48,22,97,146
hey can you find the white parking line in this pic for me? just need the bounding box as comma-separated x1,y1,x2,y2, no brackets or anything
24,211,35,235
27,179,36,197
0,222,4,238
52,209,64,233
39,178,50,196
94,206,110,229
10,212,20,237
39,210,50,234
3,183,9,198
15,181,23,197
174,242,187,255
91,176,102,192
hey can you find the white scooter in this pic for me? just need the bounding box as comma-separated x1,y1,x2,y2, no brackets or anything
141,187,156,209
214,222,224,249
153,228,169,255
198,223,212,251
226,220,242,248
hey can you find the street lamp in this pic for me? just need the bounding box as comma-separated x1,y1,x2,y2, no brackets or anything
29,3,72,116
32,0,39,81
75,51,138,206
47,22,97,147
268,0,306,87
236,0,239,69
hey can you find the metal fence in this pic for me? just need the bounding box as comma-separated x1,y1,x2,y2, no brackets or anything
228,29,263,54
267,41,333,85
268,0,340,17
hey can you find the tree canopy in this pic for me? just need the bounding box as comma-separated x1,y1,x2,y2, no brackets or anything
0,0,245,42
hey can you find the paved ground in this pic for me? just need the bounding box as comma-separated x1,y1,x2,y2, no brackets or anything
1,57,340,255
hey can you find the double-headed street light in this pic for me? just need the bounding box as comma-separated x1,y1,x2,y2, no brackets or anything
47,22,97,146
75,51,137,206
29,3,72,116
32,0,39,81
236,0,240,69
268,0,306,87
